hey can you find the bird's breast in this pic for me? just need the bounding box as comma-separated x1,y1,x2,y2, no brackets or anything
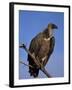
38,38,50,59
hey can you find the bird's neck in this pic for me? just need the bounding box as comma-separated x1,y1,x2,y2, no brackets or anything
49,29,53,37
43,28,53,39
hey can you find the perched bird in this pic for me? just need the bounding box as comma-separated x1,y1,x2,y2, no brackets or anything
27,23,58,77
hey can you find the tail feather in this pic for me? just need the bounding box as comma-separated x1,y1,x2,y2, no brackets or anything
28,55,39,77
29,67,39,77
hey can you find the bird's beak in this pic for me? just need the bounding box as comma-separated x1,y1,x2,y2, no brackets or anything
52,24,58,29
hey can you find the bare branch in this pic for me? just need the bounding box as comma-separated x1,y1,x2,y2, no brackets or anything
19,44,52,78
20,60,34,68
41,68,52,78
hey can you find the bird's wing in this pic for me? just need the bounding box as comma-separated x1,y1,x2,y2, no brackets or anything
43,36,55,66
49,36,55,54
28,33,43,56
27,33,43,77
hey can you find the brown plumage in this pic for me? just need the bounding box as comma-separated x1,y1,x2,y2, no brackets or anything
27,23,58,77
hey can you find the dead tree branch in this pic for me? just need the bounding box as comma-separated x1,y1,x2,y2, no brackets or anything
19,44,52,78
20,60,34,68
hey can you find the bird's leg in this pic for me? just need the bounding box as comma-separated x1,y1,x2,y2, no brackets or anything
39,56,47,68
32,53,41,69
42,56,47,62
32,53,35,58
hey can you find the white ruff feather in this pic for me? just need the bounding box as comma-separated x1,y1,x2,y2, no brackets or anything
42,56,47,61
44,36,52,41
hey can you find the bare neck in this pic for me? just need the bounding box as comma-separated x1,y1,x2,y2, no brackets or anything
48,29,53,37
43,28,53,38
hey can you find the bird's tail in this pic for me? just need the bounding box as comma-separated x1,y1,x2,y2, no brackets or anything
28,55,39,77
29,66,39,77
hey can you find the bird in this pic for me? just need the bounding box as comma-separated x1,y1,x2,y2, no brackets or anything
27,23,58,77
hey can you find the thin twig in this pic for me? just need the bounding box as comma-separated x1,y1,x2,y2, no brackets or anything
19,44,52,78
20,60,34,68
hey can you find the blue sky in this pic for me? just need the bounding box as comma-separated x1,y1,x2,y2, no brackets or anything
19,10,64,79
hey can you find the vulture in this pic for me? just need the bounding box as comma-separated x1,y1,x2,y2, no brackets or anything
28,23,58,77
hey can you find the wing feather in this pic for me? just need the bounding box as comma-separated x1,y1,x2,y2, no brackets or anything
27,33,43,77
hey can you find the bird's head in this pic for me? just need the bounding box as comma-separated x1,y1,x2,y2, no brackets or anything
47,23,58,37
48,23,58,30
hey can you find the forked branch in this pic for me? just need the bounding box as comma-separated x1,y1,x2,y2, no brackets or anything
19,44,52,78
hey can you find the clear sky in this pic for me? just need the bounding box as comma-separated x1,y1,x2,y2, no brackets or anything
19,10,64,79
